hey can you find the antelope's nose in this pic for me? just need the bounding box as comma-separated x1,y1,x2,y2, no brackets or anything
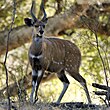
39,29,44,34
39,27,44,35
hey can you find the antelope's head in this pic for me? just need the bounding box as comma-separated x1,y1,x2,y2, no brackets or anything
24,1,47,38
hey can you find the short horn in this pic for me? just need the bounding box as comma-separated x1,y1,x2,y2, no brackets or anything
30,0,38,22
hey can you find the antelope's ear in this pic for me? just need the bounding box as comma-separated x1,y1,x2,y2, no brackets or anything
24,18,33,27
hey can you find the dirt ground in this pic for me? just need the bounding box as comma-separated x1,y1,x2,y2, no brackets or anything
0,100,108,110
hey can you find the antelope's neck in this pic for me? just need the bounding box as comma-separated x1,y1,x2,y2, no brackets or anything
30,36,43,56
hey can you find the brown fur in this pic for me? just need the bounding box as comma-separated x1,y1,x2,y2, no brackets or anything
29,37,81,74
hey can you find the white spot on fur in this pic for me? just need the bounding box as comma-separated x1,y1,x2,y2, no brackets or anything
60,62,63,64
67,64,69,67
53,60,58,64
65,68,67,70
69,43,72,46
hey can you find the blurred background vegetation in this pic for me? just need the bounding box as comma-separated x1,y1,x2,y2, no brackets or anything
0,0,110,106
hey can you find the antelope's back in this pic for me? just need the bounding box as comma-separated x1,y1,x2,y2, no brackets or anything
43,38,81,73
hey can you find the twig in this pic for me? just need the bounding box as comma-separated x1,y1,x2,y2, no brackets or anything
3,0,16,110
94,32,108,86
80,16,108,86
80,14,109,106
99,97,108,106
94,31,110,106
93,91,107,95
101,41,110,75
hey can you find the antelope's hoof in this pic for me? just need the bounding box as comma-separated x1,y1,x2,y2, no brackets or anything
88,101,92,104
30,98,34,104
34,98,38,104
30,97,38,104
55,101,60,105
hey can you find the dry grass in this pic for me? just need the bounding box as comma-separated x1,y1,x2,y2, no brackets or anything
0,100,107,110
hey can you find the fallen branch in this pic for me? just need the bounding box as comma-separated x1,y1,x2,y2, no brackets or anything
92,83,110,106
93,91,107,95
92,83,110,90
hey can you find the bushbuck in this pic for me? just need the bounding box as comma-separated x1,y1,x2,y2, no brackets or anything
24,0,91,104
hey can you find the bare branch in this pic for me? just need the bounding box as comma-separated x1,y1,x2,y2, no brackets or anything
3,0,16,109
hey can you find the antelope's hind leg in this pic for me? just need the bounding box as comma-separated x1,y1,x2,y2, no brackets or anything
56,70,70,104
69,72,91,103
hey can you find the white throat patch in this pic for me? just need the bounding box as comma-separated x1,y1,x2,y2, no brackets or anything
29,53,43,59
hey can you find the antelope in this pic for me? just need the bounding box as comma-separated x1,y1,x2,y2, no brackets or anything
24,0,91,104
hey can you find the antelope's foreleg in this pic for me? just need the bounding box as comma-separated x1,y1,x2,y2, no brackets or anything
34,69,44,102
30,69,44,104
30,70,37,103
